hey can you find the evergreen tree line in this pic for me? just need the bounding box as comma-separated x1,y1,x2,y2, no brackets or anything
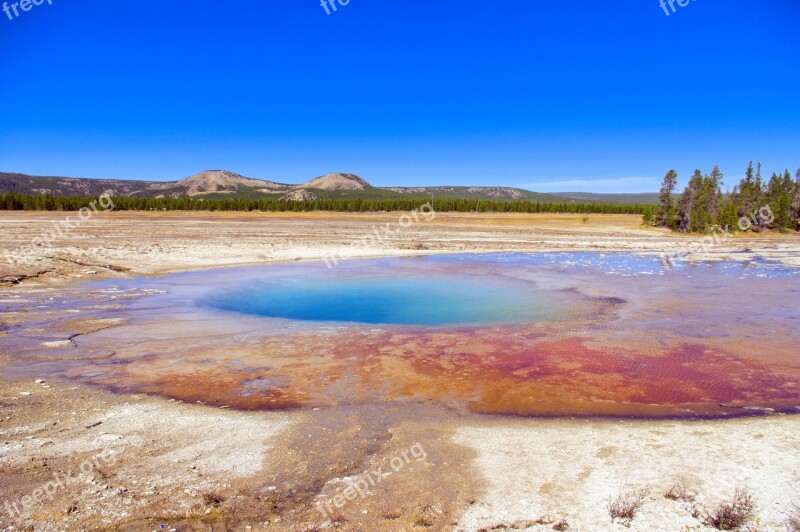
649,163,800,233
0,192,647,215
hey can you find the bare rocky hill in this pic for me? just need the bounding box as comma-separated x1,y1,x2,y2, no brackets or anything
151,170,291,197
297,173,369,191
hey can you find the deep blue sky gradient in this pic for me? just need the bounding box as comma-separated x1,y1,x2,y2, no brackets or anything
1,0,798,192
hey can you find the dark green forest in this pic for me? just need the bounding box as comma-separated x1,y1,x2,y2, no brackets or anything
0,193,646,216
646,163,800,233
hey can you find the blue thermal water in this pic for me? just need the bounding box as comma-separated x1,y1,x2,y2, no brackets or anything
204,275,566,326
188,252,798,326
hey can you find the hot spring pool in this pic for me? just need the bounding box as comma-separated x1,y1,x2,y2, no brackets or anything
3,252,800,418
205,275,572,326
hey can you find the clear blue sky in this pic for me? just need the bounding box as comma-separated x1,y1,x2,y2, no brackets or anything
1,0,798,192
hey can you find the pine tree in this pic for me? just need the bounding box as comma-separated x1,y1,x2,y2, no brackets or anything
673,168,725,232
707,166,724,222
718,199,738,231
736,161,764,231
766,170,793,230
791,168,800,228
642,205,654,225
677,170,702,232
656,170,677,227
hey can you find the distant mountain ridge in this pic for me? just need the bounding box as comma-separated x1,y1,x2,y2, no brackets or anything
553,192,663,205
386,186,531,200
0,170,659,204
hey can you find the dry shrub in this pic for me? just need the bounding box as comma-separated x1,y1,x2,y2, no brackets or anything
413,504,437,527
329,511,347,528
552,519,570,531
608,487,649,527
703,488,755,530
201,490,226,507
381,508,402,521
664,478,695,502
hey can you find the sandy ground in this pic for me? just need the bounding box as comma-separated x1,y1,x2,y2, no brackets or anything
1,211,799,531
